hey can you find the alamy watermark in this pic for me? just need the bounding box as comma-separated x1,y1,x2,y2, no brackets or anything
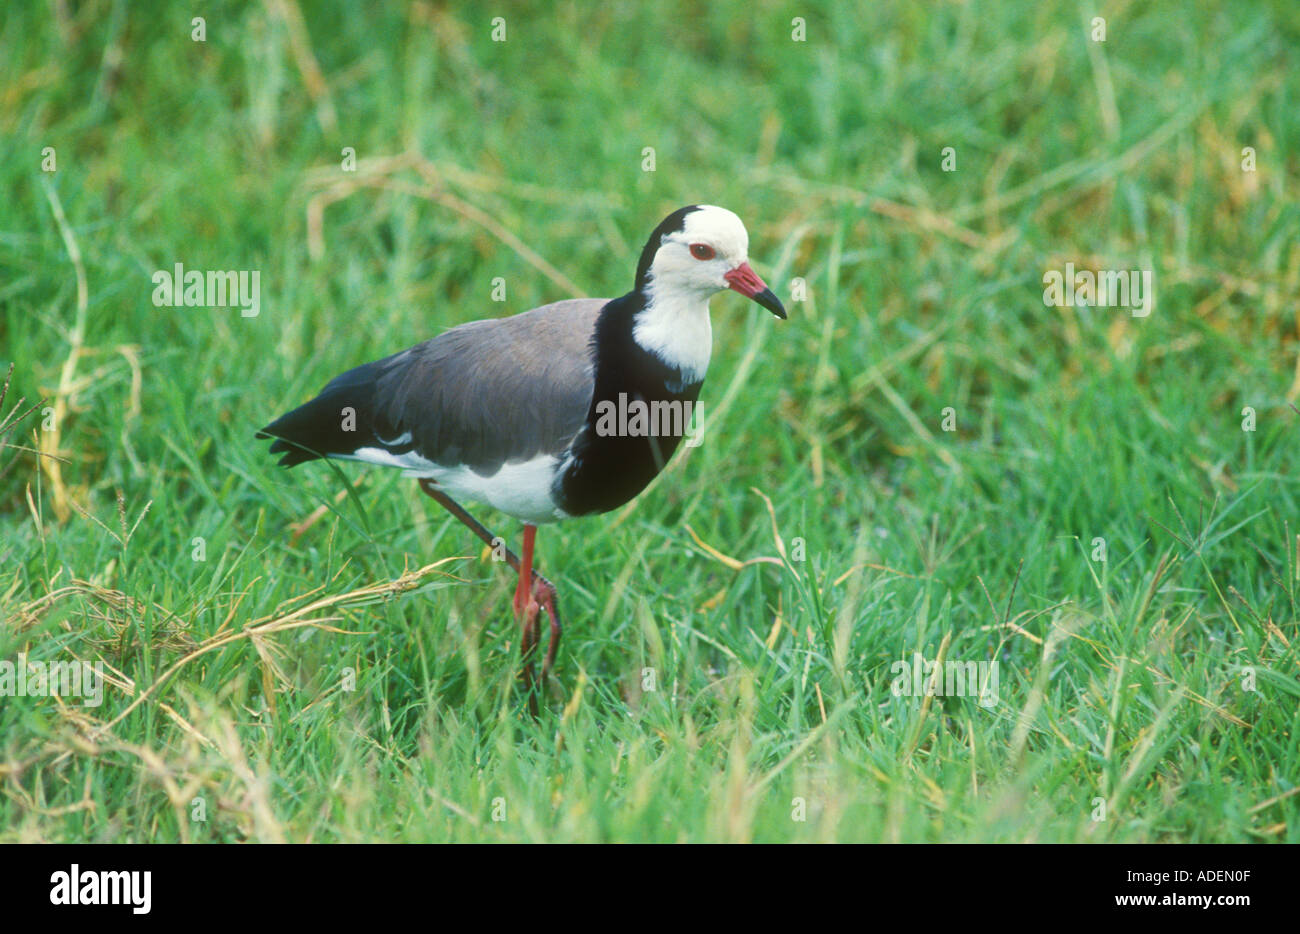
889,653,999,708
0,654,104,707
151,263,260,317
50,865,150,914
594,392,703,448
1043,263,1153,317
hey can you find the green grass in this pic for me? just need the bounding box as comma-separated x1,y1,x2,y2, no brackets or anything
1,0,1298,842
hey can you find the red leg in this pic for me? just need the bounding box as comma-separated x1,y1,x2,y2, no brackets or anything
517,527,562,681
514,524,542,711
418,482,562,712
514,524,537,617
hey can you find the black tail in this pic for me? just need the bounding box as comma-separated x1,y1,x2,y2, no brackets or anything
257,360,388,467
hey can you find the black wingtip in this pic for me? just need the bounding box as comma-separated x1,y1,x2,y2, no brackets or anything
257,423,321,468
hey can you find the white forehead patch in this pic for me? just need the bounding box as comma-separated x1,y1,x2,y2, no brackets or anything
671,205,749,262
633,205,750,384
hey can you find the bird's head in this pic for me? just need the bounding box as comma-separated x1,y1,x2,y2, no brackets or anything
635,205,786,319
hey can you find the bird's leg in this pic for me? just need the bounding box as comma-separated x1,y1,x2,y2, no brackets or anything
507,530,563,681
417,480,538,701
513,524,537,616
418,481,562,706
514,524,542,697
419,480,519,567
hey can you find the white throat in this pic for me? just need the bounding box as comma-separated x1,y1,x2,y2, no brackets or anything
632,278,713,386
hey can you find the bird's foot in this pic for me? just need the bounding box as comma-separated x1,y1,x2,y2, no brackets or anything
512,574,561,716
532,575,562,682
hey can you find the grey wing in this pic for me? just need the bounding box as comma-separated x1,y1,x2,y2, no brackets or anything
377,298,605,473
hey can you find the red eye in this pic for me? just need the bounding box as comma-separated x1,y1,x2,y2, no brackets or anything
689,243,716,261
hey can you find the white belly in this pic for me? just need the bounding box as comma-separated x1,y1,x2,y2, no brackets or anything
344,447,567,524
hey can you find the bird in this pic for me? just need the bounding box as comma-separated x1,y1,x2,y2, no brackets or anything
257,205,786,705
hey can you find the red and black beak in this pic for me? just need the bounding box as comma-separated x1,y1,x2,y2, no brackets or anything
724,263,787,319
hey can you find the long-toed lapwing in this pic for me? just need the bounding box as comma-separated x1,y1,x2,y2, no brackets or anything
258,205,785,701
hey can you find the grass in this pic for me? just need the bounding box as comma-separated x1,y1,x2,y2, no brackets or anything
1,0,1298,843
